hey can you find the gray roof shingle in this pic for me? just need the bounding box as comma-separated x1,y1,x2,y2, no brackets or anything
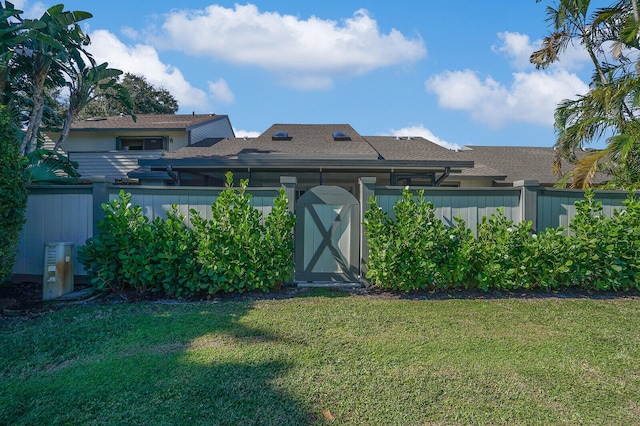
459,146,559,184
71,114,227,131
166,124,381,160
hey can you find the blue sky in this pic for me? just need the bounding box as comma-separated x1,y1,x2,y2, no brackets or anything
12,1,608,149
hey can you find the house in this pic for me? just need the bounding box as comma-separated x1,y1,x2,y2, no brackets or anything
47,114,235,180
135,124,477,193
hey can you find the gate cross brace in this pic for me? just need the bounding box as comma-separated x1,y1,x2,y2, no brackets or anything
303,205,352,276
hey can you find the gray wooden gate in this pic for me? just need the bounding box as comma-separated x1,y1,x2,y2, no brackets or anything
295,186,360,282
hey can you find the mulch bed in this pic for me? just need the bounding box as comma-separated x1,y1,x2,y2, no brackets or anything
2,280,638,319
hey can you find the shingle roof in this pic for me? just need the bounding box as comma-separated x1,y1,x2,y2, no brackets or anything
165,124,381,160
363,136,464,162
70,114,226,131
459,146,559,184
165,125,481,163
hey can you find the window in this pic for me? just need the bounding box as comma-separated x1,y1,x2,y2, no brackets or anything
117,137,166,151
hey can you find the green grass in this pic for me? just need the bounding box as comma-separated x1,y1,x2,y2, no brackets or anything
1,290,639,425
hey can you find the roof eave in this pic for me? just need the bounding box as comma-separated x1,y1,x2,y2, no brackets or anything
139,157,474,171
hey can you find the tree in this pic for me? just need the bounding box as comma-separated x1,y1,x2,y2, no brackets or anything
0,105,27,284
54,62,134,151
81,73,179,118
1,3,135,155
532,0,640,188
16,4,93,155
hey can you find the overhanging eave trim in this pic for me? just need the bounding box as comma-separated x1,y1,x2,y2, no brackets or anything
139,157,474,171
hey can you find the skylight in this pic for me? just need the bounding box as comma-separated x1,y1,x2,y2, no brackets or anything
333,131,350,140
272,131,289,140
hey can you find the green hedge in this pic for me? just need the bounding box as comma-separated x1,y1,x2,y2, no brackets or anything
0,107,28,284
79,173,296,296
364,188,640,292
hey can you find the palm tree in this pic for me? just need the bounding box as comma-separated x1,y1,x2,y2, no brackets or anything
532,0,640,188
54,62,135,151
17,4,93,155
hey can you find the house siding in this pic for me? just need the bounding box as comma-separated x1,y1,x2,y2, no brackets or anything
189,117,235,144
69,151,163,179
60,132,117,151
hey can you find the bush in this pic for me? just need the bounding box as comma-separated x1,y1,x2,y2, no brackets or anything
471,209,536,291
568,189,640,290
188,173,295,295
364,187,473,291
364,188,640,292
79,172,295,295
0,107,28,284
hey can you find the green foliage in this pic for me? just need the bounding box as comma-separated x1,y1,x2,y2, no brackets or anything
364,188,473,291
24,149,80,183
80,73,178,117
567,189,640,290
471,210,535,291
364,188,640,292
189,172,296,295
0,106,27,283
79,172,295,295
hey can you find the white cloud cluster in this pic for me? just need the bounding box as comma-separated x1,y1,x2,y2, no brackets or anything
384,125,461,151
87,30,211,111
426,31,590,128
157,4,426,89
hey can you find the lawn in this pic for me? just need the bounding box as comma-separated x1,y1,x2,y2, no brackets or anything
1,290,639,425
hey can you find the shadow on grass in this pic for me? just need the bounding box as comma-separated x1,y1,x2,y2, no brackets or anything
0,301,316,425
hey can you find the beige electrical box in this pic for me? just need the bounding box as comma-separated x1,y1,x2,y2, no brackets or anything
43,242,74,300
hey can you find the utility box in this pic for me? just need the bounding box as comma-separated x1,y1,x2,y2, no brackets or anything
43,242,74,300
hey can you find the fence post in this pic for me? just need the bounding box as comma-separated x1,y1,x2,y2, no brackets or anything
359,177,377,283
514,180,539,233
91,176,110,237
280,176,297,213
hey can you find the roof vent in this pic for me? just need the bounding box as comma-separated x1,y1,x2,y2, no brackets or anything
272,131,290,140
333,131,350,141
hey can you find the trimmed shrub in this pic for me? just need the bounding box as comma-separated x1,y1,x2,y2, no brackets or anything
79,172,295,295
364,188,473,291
188,173,296,295
568,189,640,290
0,107,28,284
364,188,640,292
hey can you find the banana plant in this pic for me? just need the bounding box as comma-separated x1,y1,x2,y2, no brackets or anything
24,148,80,184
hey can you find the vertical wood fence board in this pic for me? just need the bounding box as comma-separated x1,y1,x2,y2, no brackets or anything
14,188,93,276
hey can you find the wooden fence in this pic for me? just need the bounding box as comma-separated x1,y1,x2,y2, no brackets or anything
12,176,635,280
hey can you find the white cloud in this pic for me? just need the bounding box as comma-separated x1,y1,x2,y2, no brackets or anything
120,26,140,41
234,129,260,138
426,68,589,127
208,78,235,103
492,32,536,70
155,4,425,89
383,125,460,150
10,0,46,18
87,30,209,112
